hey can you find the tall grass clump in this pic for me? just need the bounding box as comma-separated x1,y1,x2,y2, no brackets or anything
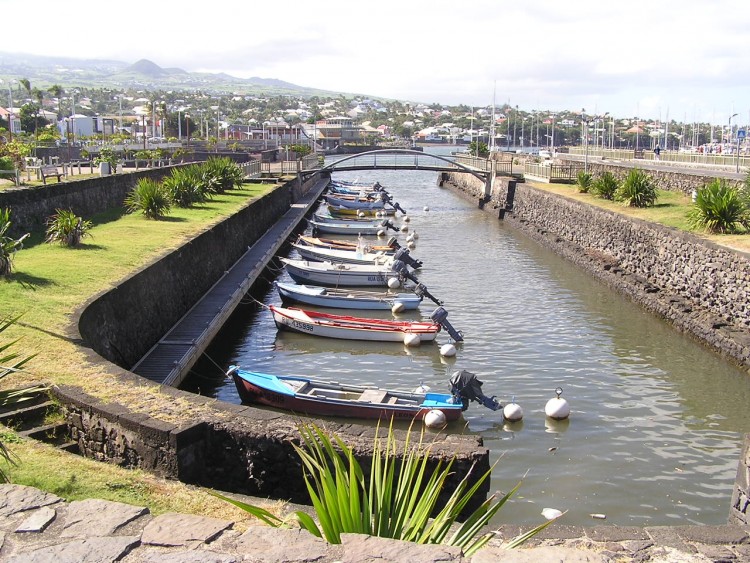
0,208,29,277
124,178,172,219
687,179,748,233
163,165,209,207
575,170,593,193
591,171,619,200
45,209,93,247
202,157,244,194
615,168,658,207
213,422,559,555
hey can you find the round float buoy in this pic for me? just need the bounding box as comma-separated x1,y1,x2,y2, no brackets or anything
391,301,405,314
377,229,385,237
400,224,409,232
541,508,563,520
403,215,410,223
423,206,429,212
387,277,400,289
545,387,570,420
424,409,447,429
440,343,456,357
503,398,523,422
403,333,421,347
358,211,365,218
407,240,416,249
411,231,419,240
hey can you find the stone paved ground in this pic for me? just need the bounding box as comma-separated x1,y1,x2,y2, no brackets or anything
0,484,748,562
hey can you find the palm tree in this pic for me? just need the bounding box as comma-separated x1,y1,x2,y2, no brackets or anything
48,85,64,120
31,87,44,153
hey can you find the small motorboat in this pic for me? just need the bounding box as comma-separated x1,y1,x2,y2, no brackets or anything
326,204,396,217
296,235,400,254
274,281,423,311
227,366,465,422
281,257,400,287
325,194,386,210
292,242,393,265
269,304,440,343
307,218,395,236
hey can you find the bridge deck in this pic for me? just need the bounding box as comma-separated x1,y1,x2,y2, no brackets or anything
132,178,328,386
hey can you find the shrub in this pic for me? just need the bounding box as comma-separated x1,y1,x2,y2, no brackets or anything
687,179,747,233
201,157,244,193
591,171,619,200
615,168,658,207
213,422,559,555
163,165,209,207
575,171,593,193
124,178,171,219
0,208,29,277
45,209,93,247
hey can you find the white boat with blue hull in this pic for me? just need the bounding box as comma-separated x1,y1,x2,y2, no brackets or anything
292,242,392,266
307,218,396,236
275,281,423,311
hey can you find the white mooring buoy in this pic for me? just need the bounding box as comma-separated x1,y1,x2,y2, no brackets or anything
377,229,385,237
440,343,457,357
403,333,421,347
403,215,410,223
358,211,365,218
545,387,570,420
391,301,406,314
503,397,523,422
387,277,401,289
423,206,430,212
400,224,409,233
424,409,447,429
413,383,431,394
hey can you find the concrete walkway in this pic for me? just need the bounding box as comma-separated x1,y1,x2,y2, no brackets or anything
1,484,748,562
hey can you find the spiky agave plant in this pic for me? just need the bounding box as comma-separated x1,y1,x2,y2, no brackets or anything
615,168,658,207
687,179,746,233
213,421,559,556
45,209,93,247
124,178,172,219
163,165,209,208
0,208,29,277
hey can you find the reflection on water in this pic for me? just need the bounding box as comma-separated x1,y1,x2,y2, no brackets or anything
183,147,750,527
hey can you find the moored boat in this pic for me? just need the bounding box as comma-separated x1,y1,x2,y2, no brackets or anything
274,281,422,311
292,242,393,265
228,366,464,422
326,204,396,217
307,218,395,236
269,304,440,343
280,257,406,287
296,234,399,254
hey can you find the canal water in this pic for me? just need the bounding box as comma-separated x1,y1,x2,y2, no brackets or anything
183,147,750,527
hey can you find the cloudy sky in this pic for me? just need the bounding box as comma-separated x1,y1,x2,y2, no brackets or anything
2,0,749,123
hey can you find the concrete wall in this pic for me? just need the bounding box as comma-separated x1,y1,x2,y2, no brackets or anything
443,170,750,525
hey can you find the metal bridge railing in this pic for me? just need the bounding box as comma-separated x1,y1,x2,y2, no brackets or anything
524,162,584,183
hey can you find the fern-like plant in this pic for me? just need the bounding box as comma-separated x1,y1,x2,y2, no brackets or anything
575,171,593,193
615,168,658,207
591,171,619,200
124,178,171,219
213,421,559,555
45,209,93,247
0,208,29,277
687,179,746,233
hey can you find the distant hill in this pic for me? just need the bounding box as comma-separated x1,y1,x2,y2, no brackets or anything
0,51,342,98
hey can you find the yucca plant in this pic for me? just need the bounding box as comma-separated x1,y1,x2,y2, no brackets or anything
0,314,45,482
213,421,558,555
163,165,210,207
124,178,172,219
591,171,619,200
575,170,593,193
45,209,93,247
0,208,30,277
615,168,658,207
687,179,747,233
202,157,244,193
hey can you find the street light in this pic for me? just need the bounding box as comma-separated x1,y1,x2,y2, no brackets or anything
728,113,738,146
1,79,15,141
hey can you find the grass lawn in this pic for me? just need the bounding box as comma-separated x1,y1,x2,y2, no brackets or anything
1,181,284,519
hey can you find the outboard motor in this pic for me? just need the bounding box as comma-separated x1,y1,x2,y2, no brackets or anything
392,201,407,215
381,193,407,215
393,247,423,269
414,282,443,306
385,236,401,250
381,219,399,232
449,369,501,412
430,306,463,342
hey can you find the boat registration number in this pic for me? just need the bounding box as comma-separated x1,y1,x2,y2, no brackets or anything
290,319,314,332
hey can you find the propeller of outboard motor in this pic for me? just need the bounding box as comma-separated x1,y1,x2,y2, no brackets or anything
393,202,407,215
393,247,423,269
430,306,463,342
414,282,443,306
449,369,501,411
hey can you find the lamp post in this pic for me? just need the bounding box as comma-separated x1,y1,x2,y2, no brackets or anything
1,79,15,141
728,113,738,147
582,110,592,173
185,114,190,147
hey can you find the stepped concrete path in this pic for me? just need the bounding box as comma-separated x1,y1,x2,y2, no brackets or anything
0,484,748,562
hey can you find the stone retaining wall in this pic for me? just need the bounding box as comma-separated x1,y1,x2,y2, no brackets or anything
443,171,750,526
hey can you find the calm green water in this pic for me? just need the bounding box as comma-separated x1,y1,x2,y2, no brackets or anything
183,147,750,527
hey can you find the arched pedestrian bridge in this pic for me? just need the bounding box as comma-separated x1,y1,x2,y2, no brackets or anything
314,148,491,185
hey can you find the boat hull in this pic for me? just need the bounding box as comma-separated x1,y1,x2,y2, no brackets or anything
292,242,391,265
231,368,462,422
308,219,386,236
281,258,397,287
275,281,422,310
